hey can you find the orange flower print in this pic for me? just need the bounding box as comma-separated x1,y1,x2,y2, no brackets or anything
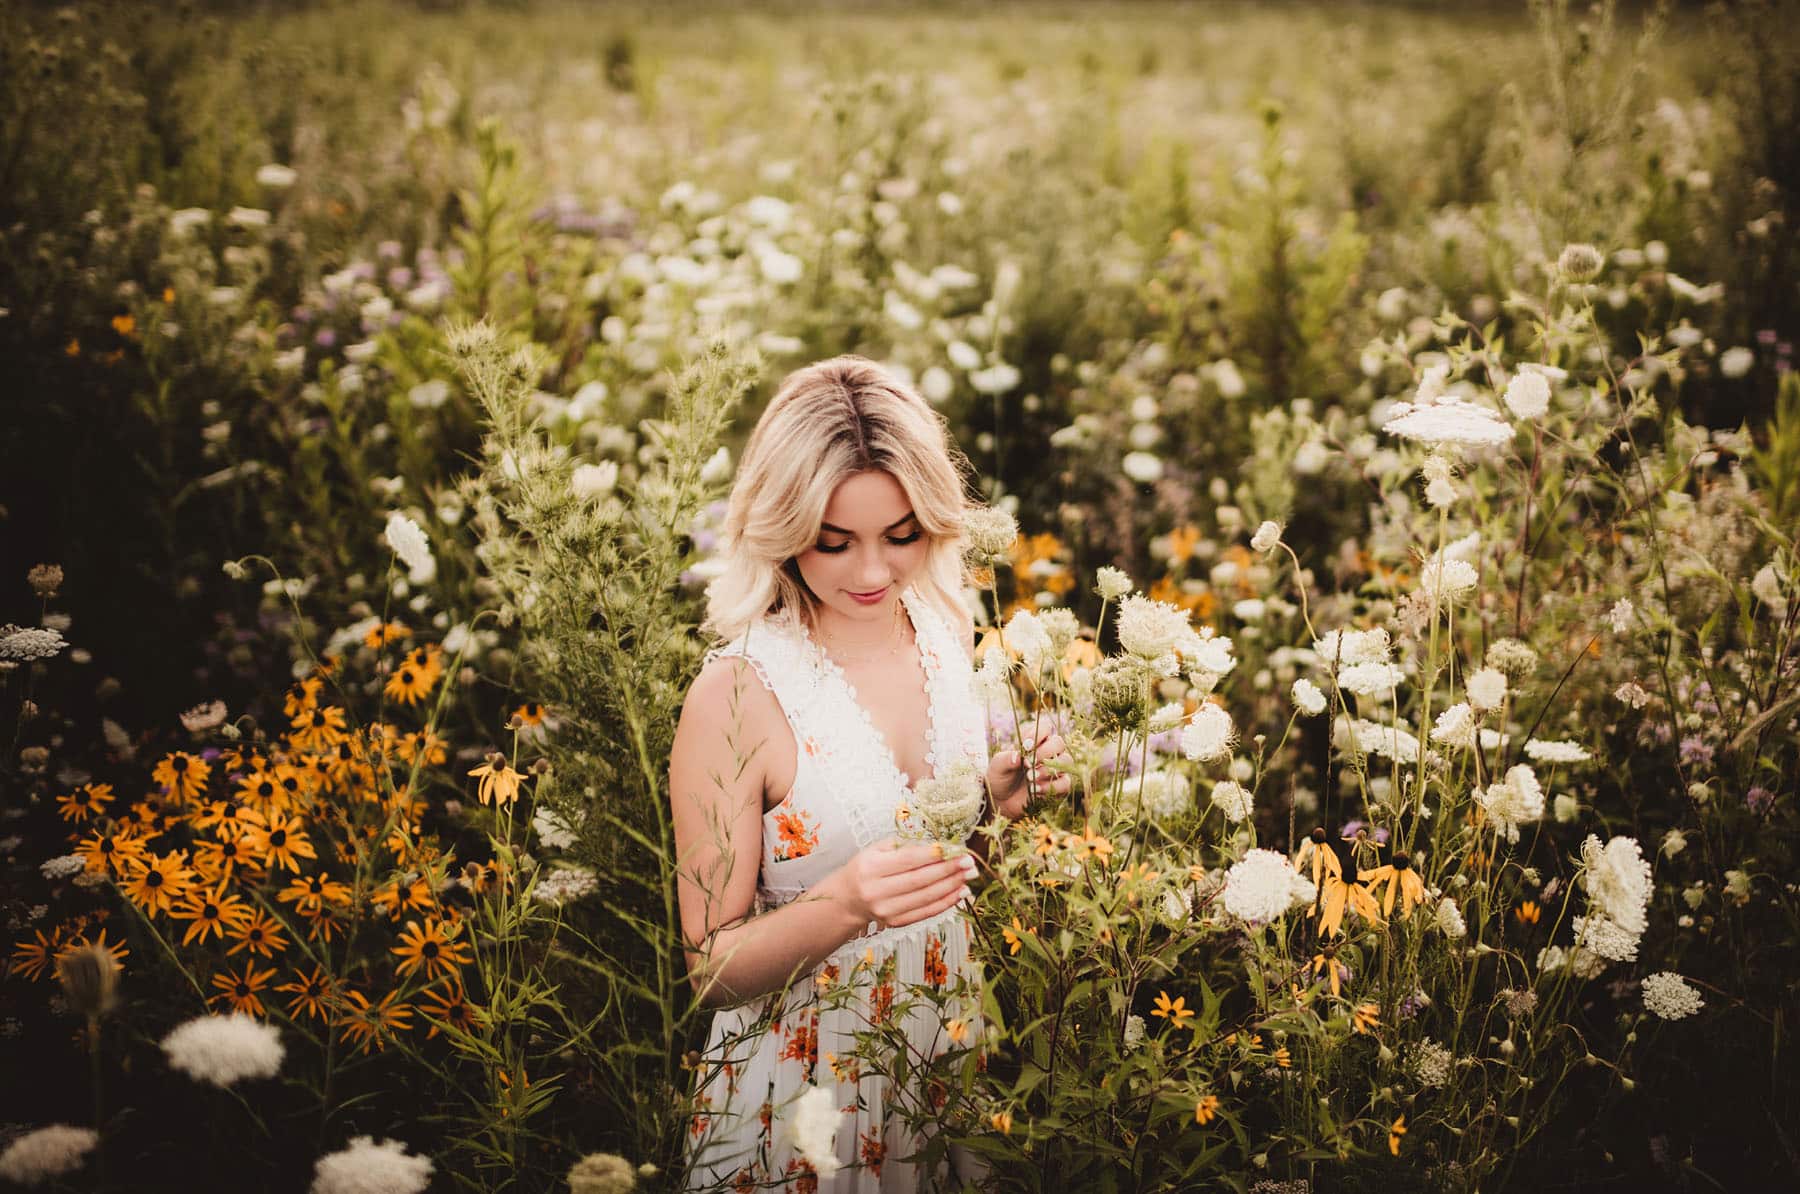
773,808,820,862
924,934,947,988
690,1092,712,1138
781,1013,819,1076
785,1158,820,1194
871,979,895,1026
801,734,827,759
860,1129,887,1178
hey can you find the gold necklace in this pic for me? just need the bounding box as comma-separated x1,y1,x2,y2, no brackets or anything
818,601,907,666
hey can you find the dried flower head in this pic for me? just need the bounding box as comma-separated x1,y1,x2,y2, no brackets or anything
1558,243,1605,283
962,506,1019,563
27,564,64,598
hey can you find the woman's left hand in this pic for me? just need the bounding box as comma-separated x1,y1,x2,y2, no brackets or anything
986,721,1073,820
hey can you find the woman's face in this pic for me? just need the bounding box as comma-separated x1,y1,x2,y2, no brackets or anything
793,469,928,628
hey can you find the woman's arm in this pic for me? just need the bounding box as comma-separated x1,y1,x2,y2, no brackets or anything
670,656,970,1010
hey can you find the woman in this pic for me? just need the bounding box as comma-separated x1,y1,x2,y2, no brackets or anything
670,356,1071,1191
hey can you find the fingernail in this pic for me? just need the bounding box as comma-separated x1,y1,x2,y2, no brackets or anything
959,885,972,900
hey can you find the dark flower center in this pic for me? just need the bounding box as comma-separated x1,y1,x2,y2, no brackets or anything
422,941,440,959
257,781,274,797
146,871,163,887
172,758,188,772
1393,853,1412,870
235,981,251,996
203,903,219,919
311,712,326,727
269,829,287,847
399,668,415,685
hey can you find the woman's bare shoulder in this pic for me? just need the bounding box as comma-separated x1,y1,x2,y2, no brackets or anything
678,652,784,735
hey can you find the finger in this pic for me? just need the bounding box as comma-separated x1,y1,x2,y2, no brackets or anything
881,873,970,925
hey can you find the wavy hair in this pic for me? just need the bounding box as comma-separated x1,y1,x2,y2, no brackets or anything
702,355,977,644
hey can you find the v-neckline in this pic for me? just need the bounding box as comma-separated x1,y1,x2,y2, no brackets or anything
800,586,940,791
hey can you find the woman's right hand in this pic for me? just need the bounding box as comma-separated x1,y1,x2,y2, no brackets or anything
824,838,976,931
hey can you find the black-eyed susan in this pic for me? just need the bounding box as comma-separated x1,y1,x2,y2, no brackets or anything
1362,853,1428,918
127,797,187,838
276,871,352,914
10,928,65,982
363,621,411,650
391,917,472,982
74,825,147,878
173,882,254,946
1031,822,1059,857
467,754,524,807
192,833,262,884
510,702,546,728
246,810,317,873
400,729,448,767
276,965,333,1021
1309,946,1348,998
1002,916,1027,956
1296,826,1344,887
1194,1094,1220,1125
1353,1002,1381,1034
1071,825,1115,866
1312,870,1385,938
311,653,342,679
226,910,289,958
1150,990,1195,1028
121,850,197,916
192,797,259,836
234,767,286,814
1272,1045,1292,1068
371,874,435,917
1515,900,1541,925
418,982,484,1040
152,751,211,805
335,988,412,1054
210,962,276,1016
283,676,324,720
300,905,343,944
55,782,114,824
1388,1114,1407,1156
288,705,349,753
383,657,438,706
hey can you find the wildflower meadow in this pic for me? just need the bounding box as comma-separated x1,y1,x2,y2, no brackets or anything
2,1,1797,1191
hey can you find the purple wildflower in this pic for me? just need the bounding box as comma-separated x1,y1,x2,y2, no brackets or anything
1746,786,1775,813
1679,735,1714,767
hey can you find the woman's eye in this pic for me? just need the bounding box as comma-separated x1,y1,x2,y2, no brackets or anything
814,542,849,554
887,532,922,547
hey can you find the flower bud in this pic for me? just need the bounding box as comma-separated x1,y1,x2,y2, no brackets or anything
57,943,120,1019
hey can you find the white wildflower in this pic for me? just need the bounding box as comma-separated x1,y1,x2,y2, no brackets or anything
532,865,600,906
1180,702,1237,763
566,1152,638,1194
1095,566,1133,600
1641,972,1704,1021
1408,1039,1453,1088
1336,661,1404,699
1148,702,1186,733
1580,834,1652,939
532,806,581,851
1209,780,1254,822
789,1085,843,1179
1607,598,1635,634
161,1013,285,1087
1523,738,1591,765
1553,793,1579,823
1181,629,1236,678
1466,667,1508,711
1502,370,1551,420
1116,595,1190,660
963,506,1019,562
1660,829,1687,858
969,362,1020,395
1572,912,1641,963
226,206,271,229
1291,678,1327,716
1004,609,1054,674
39,854,86,880
1334,716,1421,765
0,1125,99,1186
1751,562,1787,613
1123,1014,1147,1049
1121,451,1164,484
1417,556,1479,607
1311,627,1391,667
1435,897,1467,939
1118,770,1193,820
572,461,620,498
255,163,298,190
382,512,432,578
1251,521,1283,554
971,647,1012,703
1221,848,1316,923
1429,702,1477,749
0,625,67,661
1381,397,1513,447
180,700,228,732
1477,764,1545,843
310,1136,433,1194
1718,346,1755,379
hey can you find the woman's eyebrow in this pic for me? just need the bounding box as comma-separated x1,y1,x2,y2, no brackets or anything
818,512,919,535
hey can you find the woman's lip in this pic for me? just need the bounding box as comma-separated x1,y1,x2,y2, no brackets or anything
848,586,888,599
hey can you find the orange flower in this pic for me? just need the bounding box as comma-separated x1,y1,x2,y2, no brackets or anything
276,965,333,1021
1353,1002,1381,1034
55,782,114,823
335,988,413,1054
362,621,411,649
1194,1094,1220,1125
1515,900,1541,925
772,809,819,862
172,882,254,946
10,928,66,982
210,962,277,1016
467,756,525,807
152,751,212,805
392,917,473,982
227,910,289,958
1002,916,1028,956
121,851,196,916
418,982,484,1040
1389,1114,1407,1155
1150,990,1195,1028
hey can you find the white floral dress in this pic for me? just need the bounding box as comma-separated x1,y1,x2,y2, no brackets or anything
683,585,989,1193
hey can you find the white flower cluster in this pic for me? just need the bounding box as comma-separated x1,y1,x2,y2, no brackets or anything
0,1125,99,1186
161,1013,286,1087
1408,1039,1454,1088
1429,702,1478,749
0,625,68,662
40,854,86,880
1641,972,1705,1021
1095,566,1133,600
1523,738,1591,765
532,806,583,851
1574,834,1652,962
1382,378,1513,446
1311,627,1391,668
1209,780,1254,823
1181,702,1237,763
1250,520,1283,554
971,646,1012,703
1501,368,1552,420
1291,677,1327,716
1435,896,1467,939
1476,764,1545,843
1466,667,1508,711
1115,594,1191,660
311,1136,433,1194
1334,716,1421,765
963,506,1020,562
532,865,600,906
789,1085,844,1178
1004,609,1054,674
1221,849,1316,923
1117,770,1193,820
908,758,986,842
382,512,434,583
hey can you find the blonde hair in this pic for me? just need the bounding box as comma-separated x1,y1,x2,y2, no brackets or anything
703,355,976,644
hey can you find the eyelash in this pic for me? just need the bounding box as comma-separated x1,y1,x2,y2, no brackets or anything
814,532,922,554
